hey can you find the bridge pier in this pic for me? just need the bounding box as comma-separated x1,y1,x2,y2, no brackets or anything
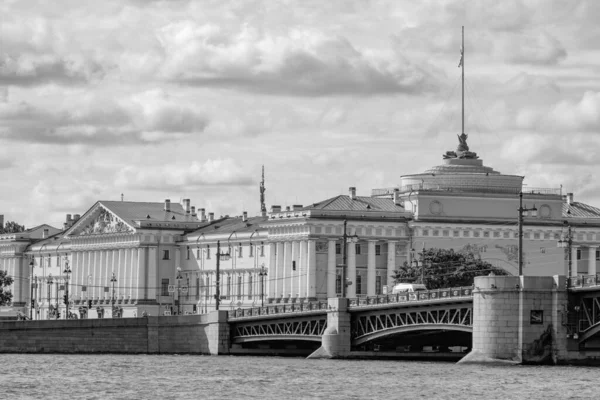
207,310,230,355
307,298,351,359
459,275,589,365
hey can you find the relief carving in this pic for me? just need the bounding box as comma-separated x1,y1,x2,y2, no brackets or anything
80,208,132,235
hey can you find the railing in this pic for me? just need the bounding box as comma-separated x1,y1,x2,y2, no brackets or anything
228,300,328,320
371,185,562,197
568,274,600,289
349,287,473,308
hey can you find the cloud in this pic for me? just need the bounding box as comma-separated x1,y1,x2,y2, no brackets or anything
495,32,567,66
114,158,255,190
0,54,105,86
0,89,209,146
156,22,437,96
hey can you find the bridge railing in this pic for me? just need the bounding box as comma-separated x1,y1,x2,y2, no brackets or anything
348,287,473,308
227,300,329,320
568,274,600,289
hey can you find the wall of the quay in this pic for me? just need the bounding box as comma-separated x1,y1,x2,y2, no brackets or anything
0,312,230,355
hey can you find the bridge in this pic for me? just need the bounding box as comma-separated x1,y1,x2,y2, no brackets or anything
227,287,474,356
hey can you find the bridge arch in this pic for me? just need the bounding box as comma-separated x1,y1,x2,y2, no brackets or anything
578,322,600,344
232,335,322,344
353,324,472,346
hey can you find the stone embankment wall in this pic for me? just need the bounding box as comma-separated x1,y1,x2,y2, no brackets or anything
0,311,229,354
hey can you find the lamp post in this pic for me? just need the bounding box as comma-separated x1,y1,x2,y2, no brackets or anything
341,220,359,298
47,274,53,320
214,240,231,310
110,271,117,317
63,257,71,319
29,258,34,320
557,222,574,288
259,263,267,307
176,267,183,315
518,191,538,276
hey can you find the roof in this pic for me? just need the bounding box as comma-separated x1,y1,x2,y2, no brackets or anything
302,195,405,213
99,201,199,225
190,216,268,236
563,201,600,219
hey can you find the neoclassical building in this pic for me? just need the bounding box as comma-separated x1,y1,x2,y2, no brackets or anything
373,136,600,278
2,137,600,319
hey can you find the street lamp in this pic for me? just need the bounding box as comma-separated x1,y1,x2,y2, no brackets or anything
215,240,230,311
557,221,574,288
518,192,537,276
47,273,53,320
110,271,117,317
29,258,35,320
341,220,358,298
63,256,72,319
176,267,183,315
259,263,268,307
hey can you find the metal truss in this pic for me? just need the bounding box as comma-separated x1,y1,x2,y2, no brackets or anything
231,317,327,342
352,305,472,341
576,295,600,343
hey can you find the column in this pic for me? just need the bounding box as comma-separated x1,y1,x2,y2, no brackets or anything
276,242,284,299
571,246,579,276
387,241,397,289
327,239,337,298
291,241,299,298
130,248,139,300
268,243,276,300
347,240,357,298
283,241,292,298
138,247,148,299
367,240,377,296
306,240,317,299
92,251,98,299
588,247,597,276
299,240,308,299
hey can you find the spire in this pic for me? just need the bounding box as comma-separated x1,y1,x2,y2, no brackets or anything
461,25,464,135
260,165,267,216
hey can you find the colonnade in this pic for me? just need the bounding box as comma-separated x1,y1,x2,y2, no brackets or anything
69,247,147,302
570,246,598,276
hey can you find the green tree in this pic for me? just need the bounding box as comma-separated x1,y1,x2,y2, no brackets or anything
0,221,25,234
391,248,510,289
0,270,14,305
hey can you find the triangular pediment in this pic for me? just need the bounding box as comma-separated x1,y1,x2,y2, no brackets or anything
66,203,135,237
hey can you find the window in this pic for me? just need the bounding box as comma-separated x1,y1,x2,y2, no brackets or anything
260,243,265,257
248,276,253,300
249,245,254,257
493,231,500,238
205,276,211,298
206,246,211,259
161,279,169,296
186,246,190,260
453,230,460,237
422,229,429,236
375,245,381,256
504,231,510,238
432,230,439,236
376,276,382,295
577,249,582,260
237,276,242,300
196,277,200,296
336,243,341,255
336,273,342,295
238,244,243,258
483,231,489,238
355,244,361,255
162,250,170,260
196,248,200,258
226,275,231,299
356,275,362,295
463,230,469,237
443,230,449,237
596,250,600,261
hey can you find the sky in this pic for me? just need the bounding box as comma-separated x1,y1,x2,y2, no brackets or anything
1,0,600,229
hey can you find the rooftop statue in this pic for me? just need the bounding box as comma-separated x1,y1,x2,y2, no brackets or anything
442,132,479,159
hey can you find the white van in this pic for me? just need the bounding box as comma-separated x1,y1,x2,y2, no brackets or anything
391,283,428,294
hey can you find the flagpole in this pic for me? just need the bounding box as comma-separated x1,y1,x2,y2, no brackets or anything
461,25,464,135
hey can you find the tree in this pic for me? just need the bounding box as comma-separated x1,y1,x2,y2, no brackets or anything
0,221,25,234
391,248,510,289
0,270,14,305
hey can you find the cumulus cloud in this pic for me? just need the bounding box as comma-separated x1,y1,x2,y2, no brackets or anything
156,22,436,96
114,158,255,190
0,89,209,145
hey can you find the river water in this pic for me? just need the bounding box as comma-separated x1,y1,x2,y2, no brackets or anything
0,354,597,399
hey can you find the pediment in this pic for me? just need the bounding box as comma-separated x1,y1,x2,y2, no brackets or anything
67,204,135,236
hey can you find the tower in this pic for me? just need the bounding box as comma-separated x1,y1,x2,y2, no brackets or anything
260,166,266,217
